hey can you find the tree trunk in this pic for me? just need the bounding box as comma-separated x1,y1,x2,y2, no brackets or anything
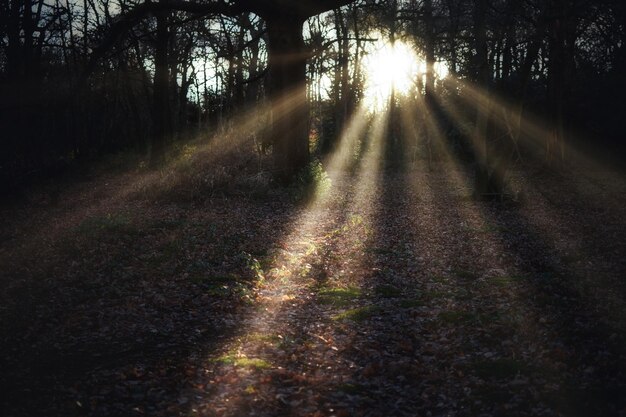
266,16,310,182
150,11,171,167
423,0,436,169
472,0,494,198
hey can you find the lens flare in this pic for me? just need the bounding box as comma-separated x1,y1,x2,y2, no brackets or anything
362,35,448,112
363,39,418,111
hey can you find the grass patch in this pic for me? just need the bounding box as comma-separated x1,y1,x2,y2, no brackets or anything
325,214,365,239
423,290,448,300
76,213,135,236
470,358,529,379
452,289,473,301
375,285,402,298
398,299,424,308
161,238,183,258
318,287,361,306
476,311,506,325
244,333,298,350
453,269,479,280
487,275,522,287
246,333,283,345
438,310,476,324
214,354,271,369
333,305,382,322
336,383,368,395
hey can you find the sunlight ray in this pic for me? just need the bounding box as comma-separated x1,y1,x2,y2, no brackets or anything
185,110,390,414
398,94,473,195
323,101,371,174
447,78,613,174
346,109,388,215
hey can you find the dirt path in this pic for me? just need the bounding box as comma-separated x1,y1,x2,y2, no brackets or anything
1,161,625,417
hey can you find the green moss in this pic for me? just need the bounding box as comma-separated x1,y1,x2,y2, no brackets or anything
431,275,448,283
398,299,424,308
333,305,382,322
336,383,367,395
438,310,475,324
453,269,479,280
375,285,402,298
424,290,448,300
246,333,282,345
487,275,522,287
76,213,135,236
214,354,271,369
318,287,361,306
471,358,528,379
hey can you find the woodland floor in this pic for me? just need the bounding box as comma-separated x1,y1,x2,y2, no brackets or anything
1,149,626,417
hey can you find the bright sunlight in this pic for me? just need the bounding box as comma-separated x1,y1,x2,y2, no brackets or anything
363,39,418,110
363,35,449,111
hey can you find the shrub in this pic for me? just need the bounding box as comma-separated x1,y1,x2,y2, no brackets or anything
291,159,332,203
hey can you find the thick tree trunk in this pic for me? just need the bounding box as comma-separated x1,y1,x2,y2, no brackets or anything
423,0,435,100
150,11,171,167
266,16,310,183
387,13,400,161
339,10,350,135
472,0,494,198
84,0,355,178
547,0,575,166
423,0,436,169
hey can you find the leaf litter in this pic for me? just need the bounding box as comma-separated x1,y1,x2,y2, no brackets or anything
0,163,625,416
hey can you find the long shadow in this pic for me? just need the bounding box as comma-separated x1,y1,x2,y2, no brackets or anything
310,160,626,416
153,108,386,417
343,165,499,415
301,164,492,416
8,131,622,416
343,168,435,414
472,176,626,417
518,169,626,305
421,164,626,416
171,121,384,415
275,103,483,413
0,92,364,416
0,185,303,416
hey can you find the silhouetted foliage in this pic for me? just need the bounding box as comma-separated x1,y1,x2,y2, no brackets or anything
1,0,625,191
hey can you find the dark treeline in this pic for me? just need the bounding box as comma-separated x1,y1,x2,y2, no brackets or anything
1,0,625,192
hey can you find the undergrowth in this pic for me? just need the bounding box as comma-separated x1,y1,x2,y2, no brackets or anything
290,159,332,203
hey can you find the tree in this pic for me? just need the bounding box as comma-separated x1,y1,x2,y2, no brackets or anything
150,10,172,167
472,0,494,197
86,0,356,181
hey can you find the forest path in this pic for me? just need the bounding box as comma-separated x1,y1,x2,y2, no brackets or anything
177,166,626,417
1,162,626,417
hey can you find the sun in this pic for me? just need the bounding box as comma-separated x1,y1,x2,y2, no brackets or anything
363,39,419,110
362,36,449,111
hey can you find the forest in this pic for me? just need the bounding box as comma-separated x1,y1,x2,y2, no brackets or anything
1,0,626,416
